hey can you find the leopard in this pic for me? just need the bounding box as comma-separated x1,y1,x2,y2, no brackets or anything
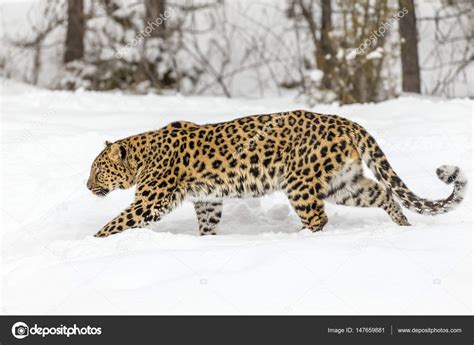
87,110,467,238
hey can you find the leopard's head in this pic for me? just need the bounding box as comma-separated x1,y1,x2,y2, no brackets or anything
87,141,135,196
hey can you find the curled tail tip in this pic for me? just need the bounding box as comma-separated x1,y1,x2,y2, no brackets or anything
436,165,466,185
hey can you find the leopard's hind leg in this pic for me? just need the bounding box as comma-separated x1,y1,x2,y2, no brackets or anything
324,161,410,226
193,201,223,235
284,175,328,232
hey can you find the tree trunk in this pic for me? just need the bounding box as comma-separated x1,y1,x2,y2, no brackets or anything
319,0,333,89
64,0,84,63
144,0,167,38
398,0,421,93
135,0,168,88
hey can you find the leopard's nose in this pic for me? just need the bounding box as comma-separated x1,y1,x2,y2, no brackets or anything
86,179,93,190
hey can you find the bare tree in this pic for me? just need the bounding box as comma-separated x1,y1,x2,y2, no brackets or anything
398,0,421,93
417,0,473,97
64,0,84,63
289,0,394,104
7,0,66,84
180,1,295,98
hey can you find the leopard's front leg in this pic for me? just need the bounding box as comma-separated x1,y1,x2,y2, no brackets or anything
94,184,186,237
94,201,149,237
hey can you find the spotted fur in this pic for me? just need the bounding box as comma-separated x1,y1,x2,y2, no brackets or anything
87,110,467,237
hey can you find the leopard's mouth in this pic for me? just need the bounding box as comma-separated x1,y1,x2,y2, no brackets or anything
92,187,110,197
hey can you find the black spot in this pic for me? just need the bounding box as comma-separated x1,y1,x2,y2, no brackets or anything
119,146,127,160
391,175,402,187
197,162,206,172
324,164,334,172
373,147,384,158
380,160,390,170
183,153,190,165
320,147,328,157
263,158,272,167
293,181,303,190
250,154,259,164
250,167,260,177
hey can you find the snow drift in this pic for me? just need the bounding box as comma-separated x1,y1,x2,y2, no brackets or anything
1,79,472,314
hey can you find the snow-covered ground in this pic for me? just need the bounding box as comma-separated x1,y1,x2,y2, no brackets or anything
1,79,472,315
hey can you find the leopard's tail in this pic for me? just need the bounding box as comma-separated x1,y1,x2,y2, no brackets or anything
348,123,467,215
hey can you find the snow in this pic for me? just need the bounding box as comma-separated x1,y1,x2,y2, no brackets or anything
366,47,384,60
1,78,472,315
308,69,323,83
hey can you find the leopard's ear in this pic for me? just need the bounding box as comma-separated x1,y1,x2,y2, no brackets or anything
105,141,113,147
108,143,126,162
